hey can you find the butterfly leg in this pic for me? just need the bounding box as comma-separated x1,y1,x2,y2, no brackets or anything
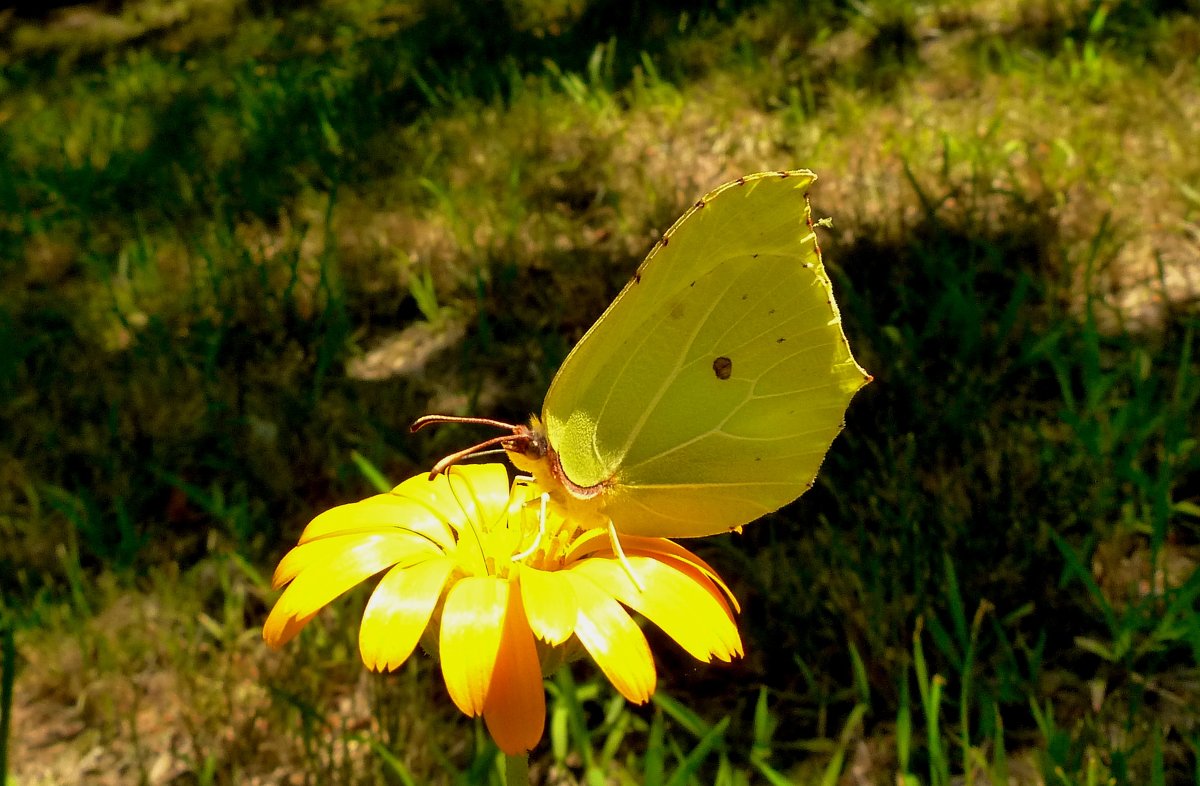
512,491,549,562
606,518,645,593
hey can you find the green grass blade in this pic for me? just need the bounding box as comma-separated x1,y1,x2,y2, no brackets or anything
990,700,1009,786
818,703,868,786
1048,529,1117,634
350,450,393,494
663,717,728,786
897,665,913,776
643,709,666,786
848,641,871,706
355,734,418,786
652,691,708,740
1150,724,1165,786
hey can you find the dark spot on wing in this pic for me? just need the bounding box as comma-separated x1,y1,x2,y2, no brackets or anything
778,171,790,177
712,356,733,380
736,177,746,186
662,236,669,247
741,294,748,301
752,253,759,259
768,308,776,315
695,199,706,208
634,271,642,284
777,337,786,343
689,280,695,287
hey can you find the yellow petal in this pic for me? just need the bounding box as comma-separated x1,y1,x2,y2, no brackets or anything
267,534,432,637
564,572,655,704
439,576,507,716
569,533,741,616
483,583,545,754
646,552,740,618
359,557,455,672
564,527,610,562
272,531,437,589
299,494,456,550
519,566,577,645
622,536,741,614
393,465,513,538
571,557,742,663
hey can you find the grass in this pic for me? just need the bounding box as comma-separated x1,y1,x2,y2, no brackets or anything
2,0,1200,783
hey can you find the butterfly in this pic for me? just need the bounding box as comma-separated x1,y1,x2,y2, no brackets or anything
414,170,870,538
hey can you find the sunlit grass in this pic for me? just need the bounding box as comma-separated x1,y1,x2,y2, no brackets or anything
2,0,1199,782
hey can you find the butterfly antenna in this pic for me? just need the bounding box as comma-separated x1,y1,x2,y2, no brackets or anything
413,415,530,479
411,414,522,433
426,435,516,479
606,519,644,593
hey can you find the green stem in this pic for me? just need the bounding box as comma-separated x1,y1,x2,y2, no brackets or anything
505,752,530,785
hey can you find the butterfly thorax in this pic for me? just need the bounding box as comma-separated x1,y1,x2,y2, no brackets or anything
506,416,613,532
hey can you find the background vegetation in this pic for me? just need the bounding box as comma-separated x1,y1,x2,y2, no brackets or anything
2,0,1199,783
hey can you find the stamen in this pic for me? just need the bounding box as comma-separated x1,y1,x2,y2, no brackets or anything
607,518,644,592
512,492,548,563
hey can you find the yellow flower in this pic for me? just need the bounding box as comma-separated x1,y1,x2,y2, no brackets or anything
264,464,742,754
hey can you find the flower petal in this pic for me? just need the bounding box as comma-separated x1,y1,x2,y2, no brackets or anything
263,607,319,649
265,533,432,647
483,582,545,754
565,572,655,704
440,576,507,716
571,557,742,663
395,465,513,538
359,557,455,672
622,536,741,614
519,566,577,645
564,527,610,562
272,531,437,589
300,494,456,550
567,532,740,616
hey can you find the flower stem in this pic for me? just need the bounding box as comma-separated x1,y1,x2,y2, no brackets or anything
505,752,530,785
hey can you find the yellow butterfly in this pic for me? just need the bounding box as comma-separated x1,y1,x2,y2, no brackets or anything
415,171,870,538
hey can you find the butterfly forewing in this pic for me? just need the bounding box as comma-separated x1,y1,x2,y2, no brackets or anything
542,171,869,538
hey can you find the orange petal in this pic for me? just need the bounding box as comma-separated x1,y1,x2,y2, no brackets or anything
622,536,741,614
573,533,741,616
439,576,508,716
271,531,437,589
263,607,319,649
483,583,546,754
564,572,655,704
571,557,742,662
519,566,577,645
647,552,740,618
299,494,455,550
359,557,455,672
